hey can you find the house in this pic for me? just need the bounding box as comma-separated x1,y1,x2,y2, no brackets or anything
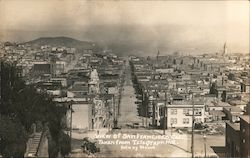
69,82,89,97
159,100,205,129
223,106,244,123
241,79,250,93
228,99,248,111
54,61,66,75
32,62,53,76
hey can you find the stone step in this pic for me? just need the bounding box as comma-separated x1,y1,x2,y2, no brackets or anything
26,132,43,154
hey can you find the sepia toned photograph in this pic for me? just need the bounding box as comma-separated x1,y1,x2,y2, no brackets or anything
0,0,249,157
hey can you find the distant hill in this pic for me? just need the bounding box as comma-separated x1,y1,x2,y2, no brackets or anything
22,36,100,50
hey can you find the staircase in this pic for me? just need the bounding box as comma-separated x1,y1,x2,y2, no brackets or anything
24,132,42,157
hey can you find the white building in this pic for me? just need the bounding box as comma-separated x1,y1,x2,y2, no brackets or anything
89,69,100,94
163,101,205,128
70,103,92,130
92,97,107,129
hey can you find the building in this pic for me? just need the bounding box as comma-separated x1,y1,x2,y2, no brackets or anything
223,106,244,123
91,97,109,129
225,103,250,158
225,121,240,157
32,62,53,76
89,69,100,94
167,101,205,128
157,100,205,129
240,115,250,158
241,79,250,93
71,103,92,130
69,81,89,97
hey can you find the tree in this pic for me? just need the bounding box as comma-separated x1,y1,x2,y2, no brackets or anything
191,64,194,69
173,59,176,65
222,91,227,102
180,59,183,65
209,82,218,95
228,73,235,81
0,62,70,157
0,116,28,157
59,132,71,156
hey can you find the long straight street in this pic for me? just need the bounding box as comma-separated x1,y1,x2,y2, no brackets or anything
95,60,191,157
118,59,142,127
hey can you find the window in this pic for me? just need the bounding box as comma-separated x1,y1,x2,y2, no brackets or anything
171,118,177,124
194,108,202,116
195,118,202,123
183,118,189,124
183,109,188,114
171,109,177,115
236,145,240,152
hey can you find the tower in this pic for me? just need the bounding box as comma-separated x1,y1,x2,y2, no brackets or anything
222,42,227,56
157,50,160,60
89,69,100,94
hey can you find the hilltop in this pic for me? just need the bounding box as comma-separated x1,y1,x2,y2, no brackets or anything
22,36,99,50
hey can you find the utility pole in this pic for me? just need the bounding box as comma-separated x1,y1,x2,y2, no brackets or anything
191,92,194,158
163,91,167,135
203,134,207,158
171,123,173,136
113,95,117,128
145,88,149,128
146,95,148,128
70,101,73,151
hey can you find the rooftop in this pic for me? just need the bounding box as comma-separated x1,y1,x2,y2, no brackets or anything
240,115,250,124
226,121,240,131
223,106,244,114
209,110,226,116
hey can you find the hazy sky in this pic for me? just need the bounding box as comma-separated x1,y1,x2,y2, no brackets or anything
0,0,249,54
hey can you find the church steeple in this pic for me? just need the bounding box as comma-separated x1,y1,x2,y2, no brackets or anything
222,42,227,56
157,50,160,60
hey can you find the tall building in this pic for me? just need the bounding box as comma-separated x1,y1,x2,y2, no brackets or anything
225,106,250,158
222,42,228,56
89,69,100,94
240,115,250,158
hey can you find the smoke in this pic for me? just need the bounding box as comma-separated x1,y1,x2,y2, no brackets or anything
0,0,249,55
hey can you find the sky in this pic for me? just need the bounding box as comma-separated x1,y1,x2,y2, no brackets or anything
0,0,249,55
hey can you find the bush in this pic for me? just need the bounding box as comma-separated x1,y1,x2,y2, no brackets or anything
59,132,71,156
0,116,28,157
194,123,203,130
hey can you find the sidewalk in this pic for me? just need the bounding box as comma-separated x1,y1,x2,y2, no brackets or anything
70,149,95,158
153,129,219,157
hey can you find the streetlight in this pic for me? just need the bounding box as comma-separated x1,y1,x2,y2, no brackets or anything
203,134,207,158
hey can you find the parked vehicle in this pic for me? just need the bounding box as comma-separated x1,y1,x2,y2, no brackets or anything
81,137,100,154
133,123,140,128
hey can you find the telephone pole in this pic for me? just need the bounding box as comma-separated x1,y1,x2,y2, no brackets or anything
69,101,73,151
191,92,194,158
163,91,167,135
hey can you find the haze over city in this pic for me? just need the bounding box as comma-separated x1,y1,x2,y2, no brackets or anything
0,0,249,55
